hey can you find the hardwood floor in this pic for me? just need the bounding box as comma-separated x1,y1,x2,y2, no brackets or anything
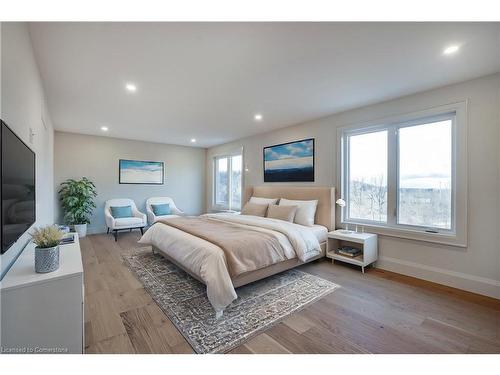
82,232,500,354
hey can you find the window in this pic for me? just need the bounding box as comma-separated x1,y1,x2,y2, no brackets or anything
215,157,229,206
348,130,388,222
398,120,452,229
338,102,467,246
213,152,242,211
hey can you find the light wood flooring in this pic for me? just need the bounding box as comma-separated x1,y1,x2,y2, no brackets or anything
82,232,500,354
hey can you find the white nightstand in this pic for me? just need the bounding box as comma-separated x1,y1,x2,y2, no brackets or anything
326,230,378,273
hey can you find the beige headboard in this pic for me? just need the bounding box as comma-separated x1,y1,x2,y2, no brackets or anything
243,186,335,231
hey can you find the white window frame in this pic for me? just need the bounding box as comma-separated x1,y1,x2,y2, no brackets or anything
212,150,243,212
337,101,468,247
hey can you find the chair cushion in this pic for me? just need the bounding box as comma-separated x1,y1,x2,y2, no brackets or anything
151,203,171,216
114,217,144,228
110,205,133,218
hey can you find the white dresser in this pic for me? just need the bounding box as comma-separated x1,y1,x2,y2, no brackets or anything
0,234,84,354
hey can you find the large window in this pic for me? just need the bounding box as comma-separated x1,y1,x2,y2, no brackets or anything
348,130,388,222
398,120,452,229
339,105,466,244
213,153,242,211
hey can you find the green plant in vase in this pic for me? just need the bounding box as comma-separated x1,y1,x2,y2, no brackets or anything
58,177,97,238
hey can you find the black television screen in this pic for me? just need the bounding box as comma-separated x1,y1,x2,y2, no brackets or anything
1,120,36,254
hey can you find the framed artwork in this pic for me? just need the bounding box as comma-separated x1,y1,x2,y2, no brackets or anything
263,138,315,182
119,159,164,184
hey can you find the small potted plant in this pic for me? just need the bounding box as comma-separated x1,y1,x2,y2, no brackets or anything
58,177,97,238
31,225,64,273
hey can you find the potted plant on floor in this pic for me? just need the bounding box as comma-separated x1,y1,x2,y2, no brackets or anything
59,177,97,238
31,225,64,273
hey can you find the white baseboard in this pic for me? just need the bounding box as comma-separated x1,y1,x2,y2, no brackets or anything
86,226,103,235
376,256,500,299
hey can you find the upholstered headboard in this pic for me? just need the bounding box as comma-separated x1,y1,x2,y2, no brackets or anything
243,186,335,231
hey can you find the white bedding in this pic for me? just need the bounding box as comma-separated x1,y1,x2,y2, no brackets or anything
309,224,328,243
138,213,321,314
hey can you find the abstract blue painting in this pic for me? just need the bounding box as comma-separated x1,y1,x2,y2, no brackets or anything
263,138,314,182
119,159,164,184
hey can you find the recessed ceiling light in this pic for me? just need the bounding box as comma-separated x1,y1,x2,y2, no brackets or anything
125,83,137,92
190,138,196,143
254,113,263,121
443,44,460,55
100,126,109,132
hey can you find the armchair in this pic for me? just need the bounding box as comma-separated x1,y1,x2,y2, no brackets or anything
104,198,147,241
146,196,184,225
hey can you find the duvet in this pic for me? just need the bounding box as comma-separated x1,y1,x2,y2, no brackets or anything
138,213,321,315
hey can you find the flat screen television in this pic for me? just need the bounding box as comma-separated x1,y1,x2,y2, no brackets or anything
1,120,36,254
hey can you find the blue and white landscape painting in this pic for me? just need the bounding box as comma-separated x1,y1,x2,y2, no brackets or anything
119,159,164,184
264,139,314,182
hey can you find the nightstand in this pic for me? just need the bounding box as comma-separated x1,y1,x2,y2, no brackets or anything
326,230,378,273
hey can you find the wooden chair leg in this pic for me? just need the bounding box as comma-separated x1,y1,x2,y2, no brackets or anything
113,230,118,241
107,227,110,234
140,227,144,235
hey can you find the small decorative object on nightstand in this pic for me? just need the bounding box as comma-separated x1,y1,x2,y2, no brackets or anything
326,229,378,273
335,199,353,233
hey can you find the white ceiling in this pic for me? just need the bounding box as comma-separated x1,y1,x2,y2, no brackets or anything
29,22,500,148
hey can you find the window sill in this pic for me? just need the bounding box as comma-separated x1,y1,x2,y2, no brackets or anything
210,207,241,214
341,221,466,248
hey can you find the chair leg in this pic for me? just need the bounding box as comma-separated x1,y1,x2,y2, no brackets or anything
113,230,118,241
140,227,144,235
129,228,132,232
107,227,110,234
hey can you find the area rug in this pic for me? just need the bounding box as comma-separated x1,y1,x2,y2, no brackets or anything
123,247,339,353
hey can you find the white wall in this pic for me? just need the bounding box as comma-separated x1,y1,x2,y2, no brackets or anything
54,132,206,234
0,23,55,279
207,73,500,298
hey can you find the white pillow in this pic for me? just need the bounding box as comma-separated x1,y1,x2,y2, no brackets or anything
249,196,279,205
279,198,318,226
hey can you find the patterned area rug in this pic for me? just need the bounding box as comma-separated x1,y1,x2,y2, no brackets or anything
123,247,339,353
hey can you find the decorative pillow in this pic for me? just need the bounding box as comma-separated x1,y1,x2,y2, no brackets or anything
266,204,298,222
151,203,171,216
241,202,269,217
249,196,279,205
110,205,133,218
278,198,318,226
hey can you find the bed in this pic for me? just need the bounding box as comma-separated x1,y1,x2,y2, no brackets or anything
138,186,335,317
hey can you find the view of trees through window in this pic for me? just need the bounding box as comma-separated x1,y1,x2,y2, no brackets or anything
230,155,242,209
346,118,453,230
215,157,229,205
398,120,452,229
214,154,242,210
348,130,388,222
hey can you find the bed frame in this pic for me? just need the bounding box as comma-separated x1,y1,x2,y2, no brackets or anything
153,185,335,288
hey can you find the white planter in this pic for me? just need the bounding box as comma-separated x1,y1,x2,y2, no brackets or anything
73,224,87,238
